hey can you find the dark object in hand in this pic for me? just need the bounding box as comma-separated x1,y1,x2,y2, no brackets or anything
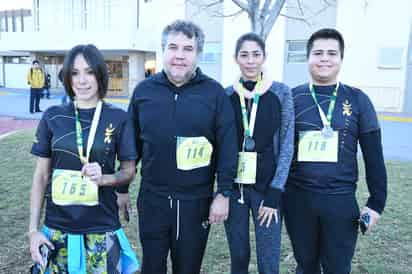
359,213,370,235
30,244,51,274
124,207,130,222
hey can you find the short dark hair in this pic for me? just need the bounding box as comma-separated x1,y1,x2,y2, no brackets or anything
161,20,205,54
235,32,266,57
62,44,108,100
306,28,345,59
32,60,39,65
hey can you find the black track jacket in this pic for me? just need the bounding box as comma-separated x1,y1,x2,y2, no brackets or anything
127,68,238,200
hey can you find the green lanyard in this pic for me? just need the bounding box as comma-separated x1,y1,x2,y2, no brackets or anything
237,77,262,138
74,100,103,164
309,82,339,128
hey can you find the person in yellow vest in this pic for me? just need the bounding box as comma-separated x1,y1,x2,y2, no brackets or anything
27,60,45,113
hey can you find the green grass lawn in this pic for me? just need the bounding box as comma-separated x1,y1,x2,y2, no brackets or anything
0,130,411,273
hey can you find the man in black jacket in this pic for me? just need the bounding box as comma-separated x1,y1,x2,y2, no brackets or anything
121,20,238,274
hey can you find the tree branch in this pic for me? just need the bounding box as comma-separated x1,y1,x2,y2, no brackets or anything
260,0,271,20
262,0,285,39
209,8,244,18
204,0,224,8
296,0,304,16
232,0,249,11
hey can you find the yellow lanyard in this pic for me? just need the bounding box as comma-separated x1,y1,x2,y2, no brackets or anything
74,100,103,164
237,76,263,139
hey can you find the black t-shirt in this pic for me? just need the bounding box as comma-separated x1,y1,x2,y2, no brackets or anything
229,90,281,190
31,102,137,233
288,83,380,194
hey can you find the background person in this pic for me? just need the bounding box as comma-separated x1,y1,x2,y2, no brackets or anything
43,72,51,99
27,60,45,113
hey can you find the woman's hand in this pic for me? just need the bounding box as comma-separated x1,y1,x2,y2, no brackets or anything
258,201,279,228
81,162,103,185
29,231,54,267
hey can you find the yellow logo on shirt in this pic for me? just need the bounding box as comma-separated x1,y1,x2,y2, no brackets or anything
104,123,115,144
342,100,352,116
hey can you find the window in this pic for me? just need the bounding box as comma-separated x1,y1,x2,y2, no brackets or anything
286,40,307,63
378,47,403,69
4,56,31,64
199,42,221,64
0,15,5,32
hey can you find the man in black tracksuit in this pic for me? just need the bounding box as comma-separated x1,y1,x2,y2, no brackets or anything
120,20,238,274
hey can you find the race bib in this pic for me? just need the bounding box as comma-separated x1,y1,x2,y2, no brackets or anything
52,169,99,206
298,130,338,162
176,136,213,171
235,152,257,184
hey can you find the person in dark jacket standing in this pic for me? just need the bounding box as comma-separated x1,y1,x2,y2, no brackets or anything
224,33,294,274
283,28,387,274
43,72,51,99
123,20,238,274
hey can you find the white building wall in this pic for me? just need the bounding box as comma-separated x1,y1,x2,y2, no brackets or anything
336,0,412,112
128,52,145,94
139,0,186,72
221,1,285,87
0,58,4,86
0,0,185,53
4,63,31,88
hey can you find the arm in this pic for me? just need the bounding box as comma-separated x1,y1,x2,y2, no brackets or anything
263,85,295,209
359,129,387,230
357,90,387,231
40,71,45,87
214,89,238,194
27,70,31,85
29,157,54,265
209,88,238,224
82,160,136,187
116,87,142,194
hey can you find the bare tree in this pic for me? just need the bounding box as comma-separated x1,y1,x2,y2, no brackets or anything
185,0,336,41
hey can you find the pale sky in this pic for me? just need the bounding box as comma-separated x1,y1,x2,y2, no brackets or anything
0,0,32,11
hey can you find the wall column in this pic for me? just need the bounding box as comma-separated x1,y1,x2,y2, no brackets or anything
128,52,145,97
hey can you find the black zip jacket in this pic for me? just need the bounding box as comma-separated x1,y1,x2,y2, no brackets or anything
127,68,238,199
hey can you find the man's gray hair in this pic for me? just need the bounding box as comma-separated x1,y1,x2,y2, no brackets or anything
161,20,205,54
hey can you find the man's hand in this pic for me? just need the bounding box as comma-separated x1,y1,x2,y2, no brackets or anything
116,192,131,222
258,201,278,228
360,206,381,232
208,194,229,224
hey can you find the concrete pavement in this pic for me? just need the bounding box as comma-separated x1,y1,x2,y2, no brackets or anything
0,87,411,161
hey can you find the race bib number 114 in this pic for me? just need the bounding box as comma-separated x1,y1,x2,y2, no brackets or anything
176,136,213,171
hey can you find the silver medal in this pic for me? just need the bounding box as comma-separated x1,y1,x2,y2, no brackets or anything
322,126,334,138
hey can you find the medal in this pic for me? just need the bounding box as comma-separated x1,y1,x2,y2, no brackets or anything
238,76,262,153
244,136,256,152
309,83,339,140
322,126,334,138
